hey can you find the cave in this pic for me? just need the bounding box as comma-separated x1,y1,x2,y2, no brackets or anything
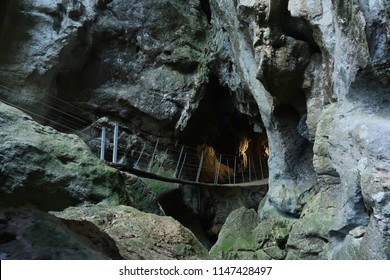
0,0,9,34
179,75,268,167
200,0,212,24
279,0,321,53
170,75,270,247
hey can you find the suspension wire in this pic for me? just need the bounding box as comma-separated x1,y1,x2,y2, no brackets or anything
0,97,80,133
0,82,91,128
0,78,91,117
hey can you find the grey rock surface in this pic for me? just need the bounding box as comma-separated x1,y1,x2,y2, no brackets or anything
0,102,162,214
210,207,291,260
53,204,208,260
0,207,122,260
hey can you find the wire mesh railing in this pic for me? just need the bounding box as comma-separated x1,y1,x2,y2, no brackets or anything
101,123,269,185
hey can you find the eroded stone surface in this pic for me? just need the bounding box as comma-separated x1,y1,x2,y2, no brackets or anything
0,102,162,214
0,207,122,260
53,204,208,260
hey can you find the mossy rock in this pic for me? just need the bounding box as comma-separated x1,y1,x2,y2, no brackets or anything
210,207,292,260
53,204,208,260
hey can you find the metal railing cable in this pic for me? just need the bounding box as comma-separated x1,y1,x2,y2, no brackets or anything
0,82,91,131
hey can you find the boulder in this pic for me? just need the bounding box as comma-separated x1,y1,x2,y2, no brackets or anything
210,207,291,260
0,207,122,260
53,204,208,260
0,102,162,215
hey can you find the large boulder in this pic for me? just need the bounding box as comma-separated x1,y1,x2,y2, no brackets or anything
0,102,162,215
210,207,291,260
0,207,122,260
53,204,208,260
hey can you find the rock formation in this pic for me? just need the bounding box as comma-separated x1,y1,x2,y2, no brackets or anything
52,204,208,260
0,207,122,260
0,0,389,259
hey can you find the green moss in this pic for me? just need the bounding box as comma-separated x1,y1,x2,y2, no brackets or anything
141,166,178,197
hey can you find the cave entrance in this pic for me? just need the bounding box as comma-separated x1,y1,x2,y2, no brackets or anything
160,76,270,248
179,76,269,182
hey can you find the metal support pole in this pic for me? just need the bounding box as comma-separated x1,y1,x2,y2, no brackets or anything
214,154,222,184
148,138,159,172
174,146,185,177
178,152,187,178
134,143,146,168
259,158,264,179
252,158,258,181
241,158,245,183
100,127,106,160
233,156,237,184
248,156,251,182
197,186,201,212
112,123,119,163
195,151,204,182
157,148,168,175
226,159,231,184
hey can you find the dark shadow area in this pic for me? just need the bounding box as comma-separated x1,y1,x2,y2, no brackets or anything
200,0,212,24
279,0,320,53
0,0,10,34
179,76,268,156
178,76,269,183
158,188,215,250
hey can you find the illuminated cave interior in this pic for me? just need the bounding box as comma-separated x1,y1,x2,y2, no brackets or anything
179,76,269,182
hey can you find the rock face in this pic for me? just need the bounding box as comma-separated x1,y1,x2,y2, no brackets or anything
209,0,390,259
0,207,122,260
53,204,208,260
0,0,209,136
1,205,207,260
181,184,268,240
210,207,291,260
1,0,390,260
0,102,163,215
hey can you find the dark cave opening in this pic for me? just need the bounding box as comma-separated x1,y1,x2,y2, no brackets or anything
179,76,268,161
172,76,270,248
199,0,212,24
158,188,216,249
0,0,9,34
278,0,320,53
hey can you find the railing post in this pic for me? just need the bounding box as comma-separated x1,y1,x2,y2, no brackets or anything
226,158,231,184
178,152,187,179
157,148,168,175
148,138,159,172
100,127,106,160
112,123,119,163
214,154,222,184
252,158,258,181
248,156,251,182
134,143,146,168
195,150,204,182
259,157,264,179
233,156,237,184
174,146,185,177
241,158,245,183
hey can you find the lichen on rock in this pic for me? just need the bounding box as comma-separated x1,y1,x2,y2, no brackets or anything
53,204,208,260
210,207,291,260
0,102,162,214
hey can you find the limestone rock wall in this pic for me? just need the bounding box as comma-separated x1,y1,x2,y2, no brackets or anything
206,0,390,259
0,0,210,141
